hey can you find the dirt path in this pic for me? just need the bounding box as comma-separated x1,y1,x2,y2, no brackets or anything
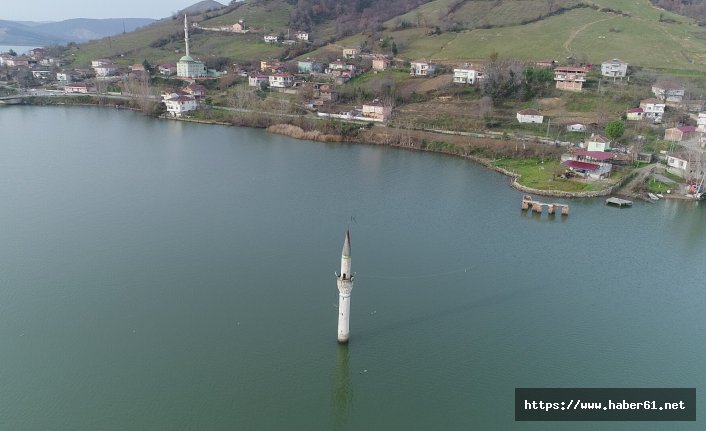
614,163,657,198
563,16,616,53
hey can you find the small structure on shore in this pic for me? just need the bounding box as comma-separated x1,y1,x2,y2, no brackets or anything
606,197,633,207
335,230,354,343
521,195,569,215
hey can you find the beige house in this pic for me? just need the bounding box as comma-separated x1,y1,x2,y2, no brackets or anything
664,126,697,142
342,47,359,59
626,108,643,121
362,99,392,122
372,57,389,71
554,66,588,91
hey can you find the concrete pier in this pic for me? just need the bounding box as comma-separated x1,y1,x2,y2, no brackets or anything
521,195,569,216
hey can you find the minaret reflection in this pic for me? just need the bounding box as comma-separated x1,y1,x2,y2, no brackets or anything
332,344,352,430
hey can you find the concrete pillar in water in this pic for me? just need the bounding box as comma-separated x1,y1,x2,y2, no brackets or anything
336,230,354,343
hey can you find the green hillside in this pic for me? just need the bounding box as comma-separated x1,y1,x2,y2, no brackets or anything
65,0,706,73
65,0,293,67
374,0,704,71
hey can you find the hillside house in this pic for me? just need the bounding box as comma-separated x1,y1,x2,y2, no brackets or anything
29,48,45,59
516,109,544,124
453,64,484,85
64,82,95,93
184,83,206,99
666,152,705,179
554,66,588,91
327,61,356,78
264,34,279,43
664,126,697,142
585,133,610,152
652,81,685,103
600,58,628,79
561,151,613,179
639,99,665,123
161,88,188,100
565,122,587,132
56,72,71,82
3,56,30,67
697,112,706,133
295,31,309,41
229,20,247,33
131,63,146,72
410,60,436,77
260,59,282,73
164,95,198,117
158,64,176,76
94,63,118,77
372,57,389,71
361,99,392,122
269,73,294,88
626,108,643,121
248,74,269,88
342,47,359,59
91,59,112,68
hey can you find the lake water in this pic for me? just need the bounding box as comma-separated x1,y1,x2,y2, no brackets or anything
0,106,704,430
0,45,38,55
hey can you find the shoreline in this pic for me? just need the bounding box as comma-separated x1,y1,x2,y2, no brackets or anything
10,99,650,199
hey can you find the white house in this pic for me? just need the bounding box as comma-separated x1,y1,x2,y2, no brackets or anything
516,109,544,124
164,95,198,117
585,133,610,152
410,60,436,77
666,152,705,180
697,112,706,133
295,31,309,41
94,64,118,77
453,64,484,84
264,34,279,43
565,122,587,132
600,58,628,78
56,72,71,82
652,81,685,103
268,73,294,88
639,98,666,123
91,58,112,68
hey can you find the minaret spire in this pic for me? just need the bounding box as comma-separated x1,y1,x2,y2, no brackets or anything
336,229,354,343
184,14,190,58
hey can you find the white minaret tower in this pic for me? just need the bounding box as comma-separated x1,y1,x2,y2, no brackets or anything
335,229,354,343
184,14,190,58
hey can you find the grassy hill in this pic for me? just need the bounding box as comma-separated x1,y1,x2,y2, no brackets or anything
65,0,706,73
376,0,704,71
65,0,293,68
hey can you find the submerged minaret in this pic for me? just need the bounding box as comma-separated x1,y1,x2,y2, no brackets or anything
184,14,190,58
335,230,354,343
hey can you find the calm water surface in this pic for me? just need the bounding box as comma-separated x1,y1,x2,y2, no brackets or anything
0,106,704,430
